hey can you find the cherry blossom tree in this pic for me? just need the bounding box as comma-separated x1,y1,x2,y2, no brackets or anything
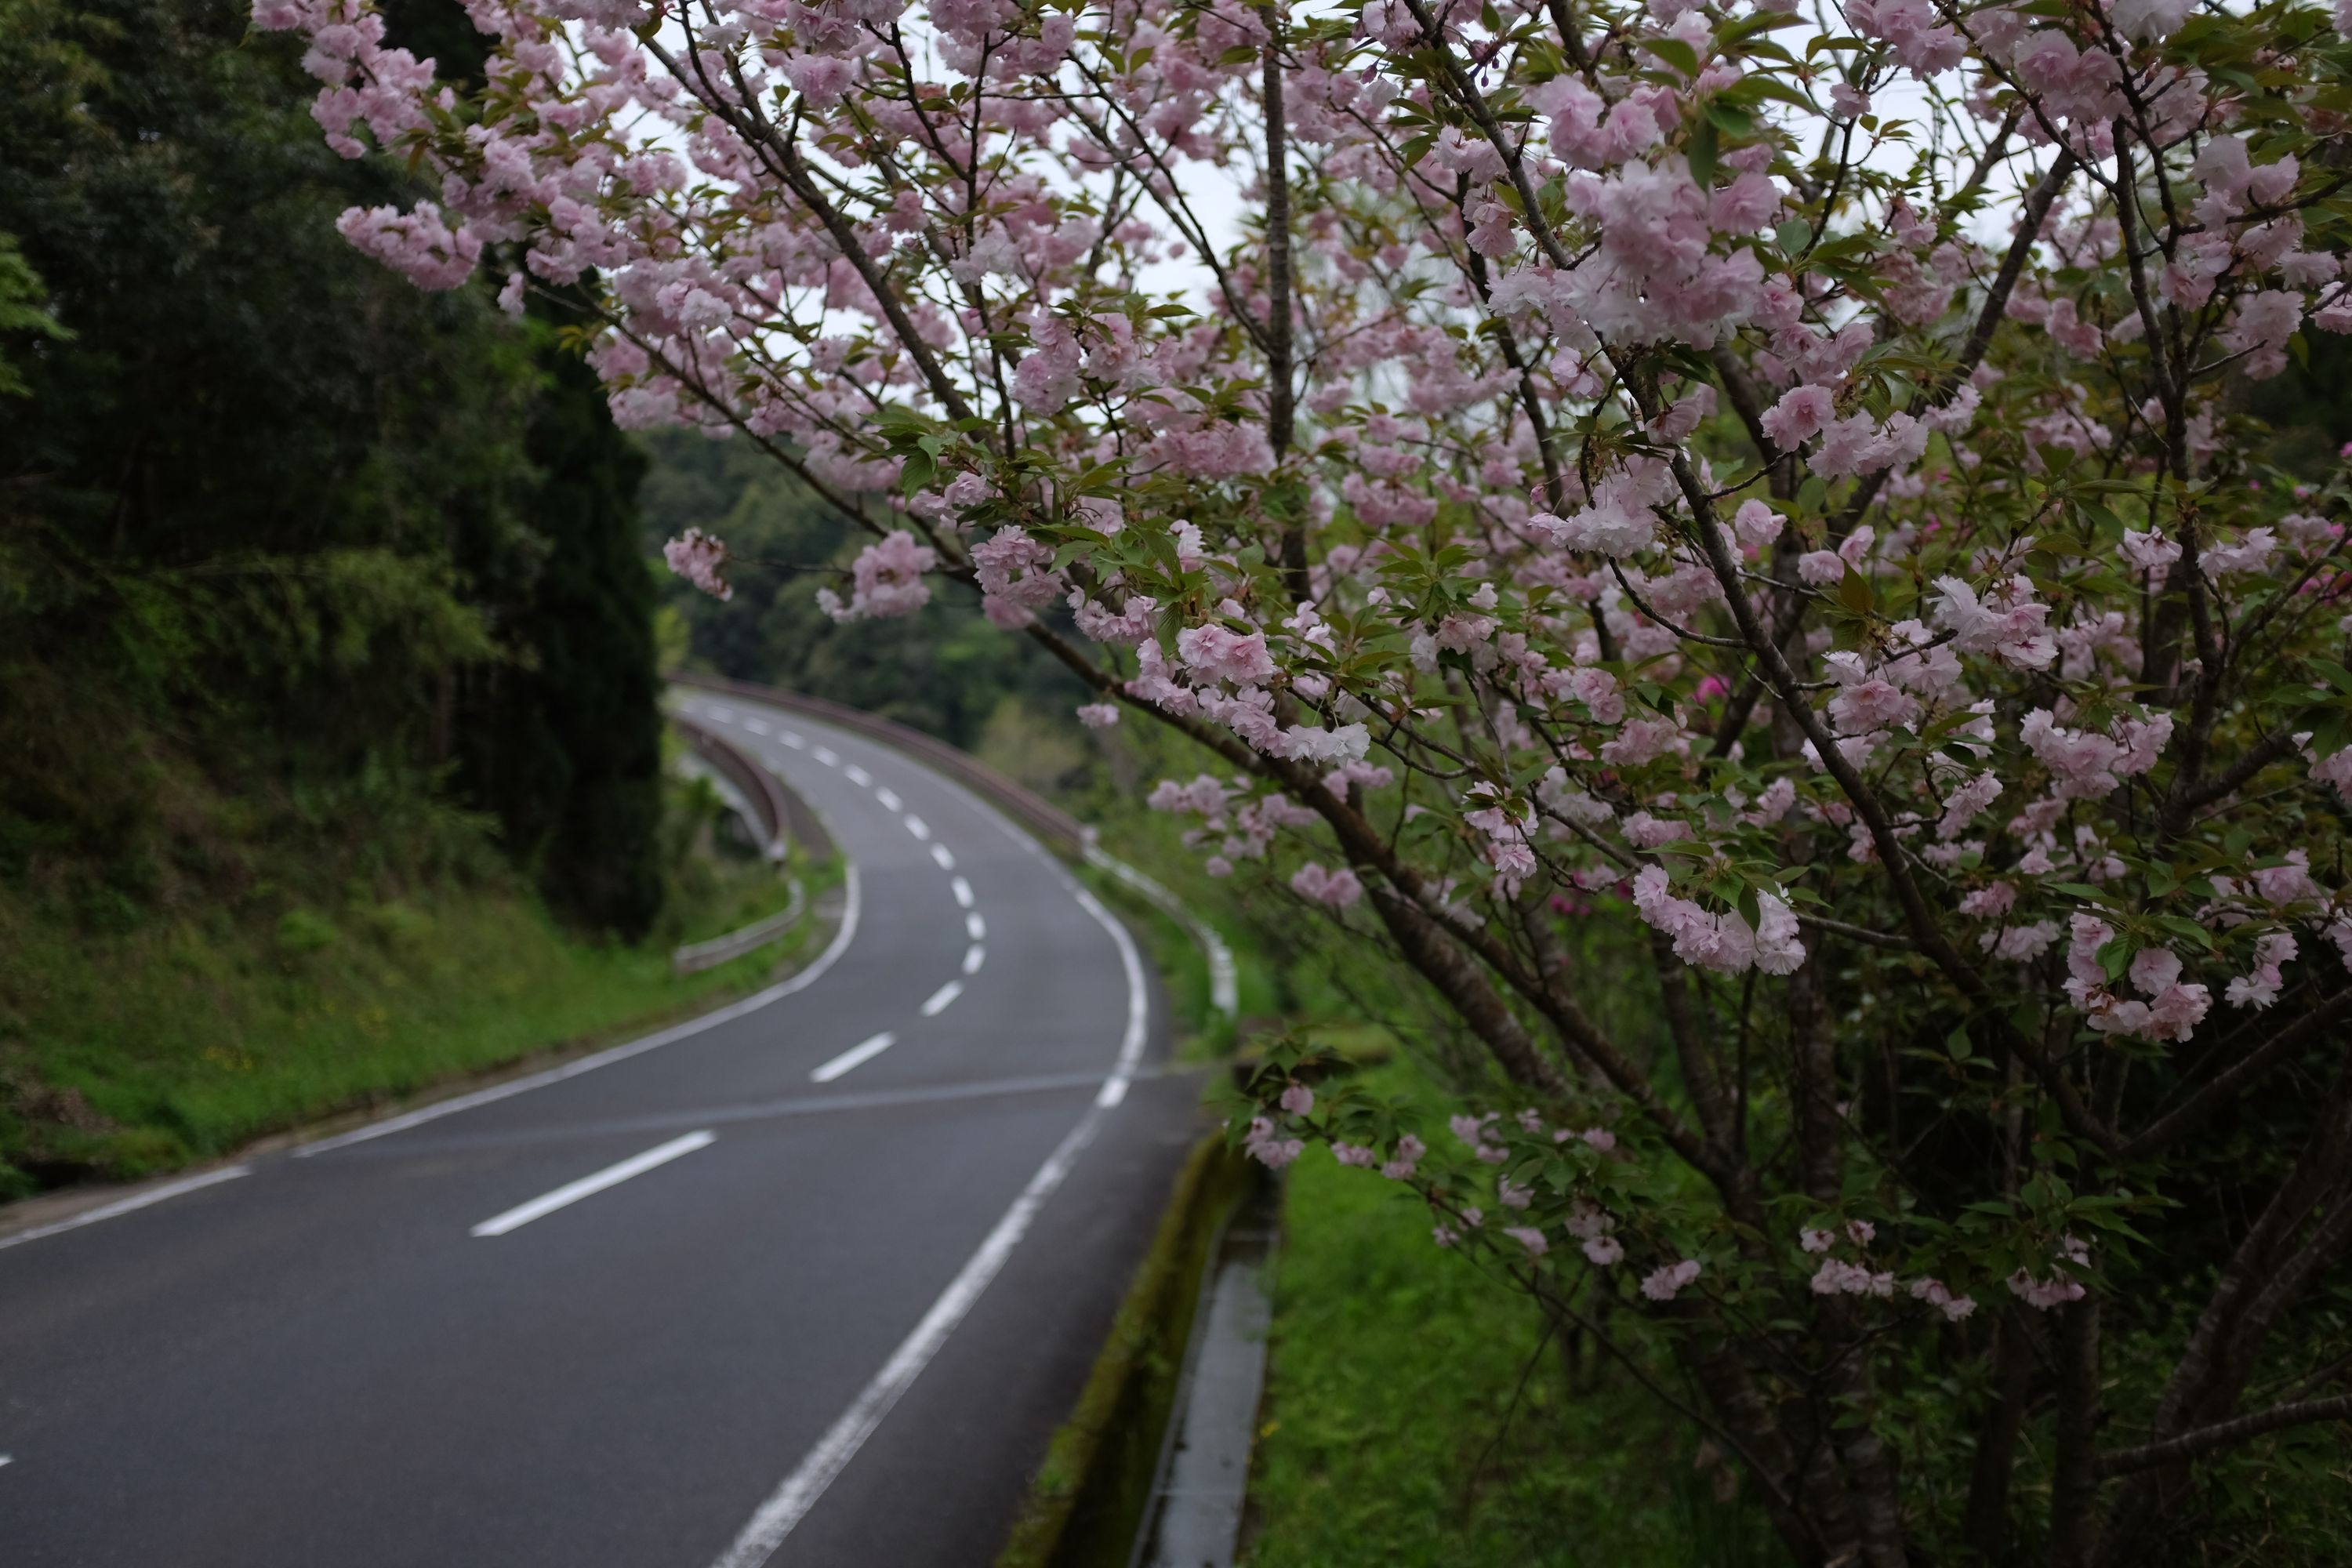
255,0,2352,1549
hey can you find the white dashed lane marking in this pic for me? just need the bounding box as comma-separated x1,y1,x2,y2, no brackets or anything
711,708,986,1075
470,1132,717,1238
811,1033,895,1083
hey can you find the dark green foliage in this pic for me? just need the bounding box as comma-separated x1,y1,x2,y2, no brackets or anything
2246,333,2352,477
0,232,68,397
641,430,1089,753
0,0,664,935
459,316,666,938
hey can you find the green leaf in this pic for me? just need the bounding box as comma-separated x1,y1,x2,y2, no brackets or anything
2311,659,2352,696
1775,217,1813,255
1704,100,1757,136
2153,915,2216,949
1686,118,1719,187
1640,36,1701,77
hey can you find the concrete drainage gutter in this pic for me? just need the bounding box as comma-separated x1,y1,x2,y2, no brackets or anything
1128,1174,1279,1568
995,1138,1268,1568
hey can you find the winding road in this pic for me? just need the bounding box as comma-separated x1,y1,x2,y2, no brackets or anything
0,691,1203,1566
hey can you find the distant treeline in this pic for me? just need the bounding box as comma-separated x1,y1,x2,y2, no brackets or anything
0,0,662,935
643,431,1095,760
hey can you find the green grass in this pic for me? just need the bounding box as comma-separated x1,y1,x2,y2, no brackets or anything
0,856,833,1196
1245,1061,1789,1568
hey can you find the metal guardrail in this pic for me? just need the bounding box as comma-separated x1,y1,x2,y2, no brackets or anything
671,878,808,975
672,710,822,862
665,713,833,975
667,671,1091,857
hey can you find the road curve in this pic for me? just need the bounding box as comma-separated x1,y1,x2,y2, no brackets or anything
0,691,1203,1566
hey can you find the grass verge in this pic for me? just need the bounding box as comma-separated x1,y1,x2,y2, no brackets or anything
1244,1059,1789,1568
0,855,833,1197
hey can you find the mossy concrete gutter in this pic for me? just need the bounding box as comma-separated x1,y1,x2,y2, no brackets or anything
996,1132,1258,1568
1128,1174,1279,1567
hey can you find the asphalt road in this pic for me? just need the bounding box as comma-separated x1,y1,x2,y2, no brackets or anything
0,692,1204,1566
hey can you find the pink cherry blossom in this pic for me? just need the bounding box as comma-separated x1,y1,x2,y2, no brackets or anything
822,530,936,622
1641,1258,1704,1301
1504,1226,1550,1256
1176,623,1277,687
1909,1278,1978,1321
1759,384,1835,449
1291,862,1365,908
663,529,732,601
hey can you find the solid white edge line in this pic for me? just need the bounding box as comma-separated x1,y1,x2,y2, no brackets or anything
963,944,984,976
902,815,931,840
1082,846,1240,1020
298,859,864,1157
930,844,956,871
919,981,962,1018
708,1109,1098,1568
0,1166,250,1254
809,1031,895,1083
470,1131,716,1238
965,912,986,942
1074,883,1151,1108
950,876,974,909
708,806,1152,1568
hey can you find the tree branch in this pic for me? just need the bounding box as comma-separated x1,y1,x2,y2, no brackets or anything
2096,1393,2352,1477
